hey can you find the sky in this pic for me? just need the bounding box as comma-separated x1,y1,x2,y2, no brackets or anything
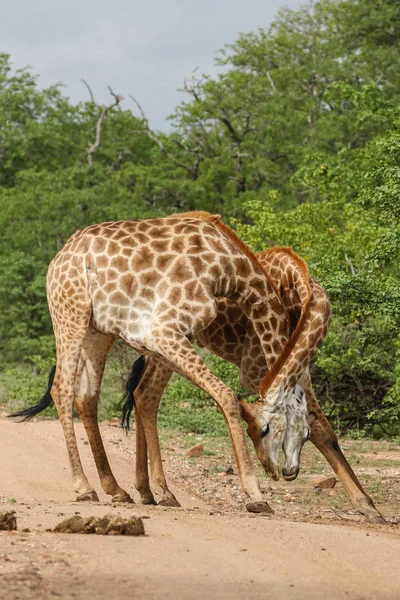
2,0,302,131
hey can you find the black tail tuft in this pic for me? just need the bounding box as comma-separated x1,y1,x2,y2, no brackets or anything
119,355,146,433
8,366,56,422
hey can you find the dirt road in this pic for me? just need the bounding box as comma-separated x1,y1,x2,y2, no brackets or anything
0,418,399,600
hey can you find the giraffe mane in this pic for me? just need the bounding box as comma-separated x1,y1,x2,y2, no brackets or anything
256,247,313,397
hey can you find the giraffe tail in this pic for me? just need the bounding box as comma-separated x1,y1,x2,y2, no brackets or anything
119,355,146,433
8,366,56,422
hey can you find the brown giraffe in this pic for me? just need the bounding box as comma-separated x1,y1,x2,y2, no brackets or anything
126,247,382,522
12,212,313,513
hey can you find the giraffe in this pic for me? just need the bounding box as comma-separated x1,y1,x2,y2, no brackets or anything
124,246,383,522
11,212,313,513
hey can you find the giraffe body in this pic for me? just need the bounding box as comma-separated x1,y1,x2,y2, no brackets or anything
130,247,383,521
41,212,313,511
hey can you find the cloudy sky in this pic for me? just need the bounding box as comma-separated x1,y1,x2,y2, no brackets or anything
2,0,302,130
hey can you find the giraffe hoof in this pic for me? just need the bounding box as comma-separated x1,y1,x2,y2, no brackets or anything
366,513,387,525
246,501,273,514
112,492,135,504
76,491,99,502
158,497,181,508
141,497,157,506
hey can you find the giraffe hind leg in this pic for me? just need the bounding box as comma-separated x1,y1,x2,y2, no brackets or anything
51,333,99,501
74,330,134,504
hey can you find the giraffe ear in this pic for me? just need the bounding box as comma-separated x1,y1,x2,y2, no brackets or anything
239,400,254,424
276,383,285,408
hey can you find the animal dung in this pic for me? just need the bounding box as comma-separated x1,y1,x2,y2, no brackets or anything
0,511,17,531
54,513,145,536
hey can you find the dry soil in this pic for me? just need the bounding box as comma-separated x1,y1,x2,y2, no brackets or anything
0,418,399,600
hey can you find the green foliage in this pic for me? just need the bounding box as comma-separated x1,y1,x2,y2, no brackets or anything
1,0,400,436
157,352,241,436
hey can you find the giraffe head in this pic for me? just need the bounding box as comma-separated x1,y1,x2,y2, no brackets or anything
240,385,286,481
281,384,315,481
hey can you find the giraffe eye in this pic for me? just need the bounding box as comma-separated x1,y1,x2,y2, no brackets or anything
261,424,270,438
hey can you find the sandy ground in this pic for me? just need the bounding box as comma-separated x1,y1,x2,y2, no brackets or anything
0,418,400,600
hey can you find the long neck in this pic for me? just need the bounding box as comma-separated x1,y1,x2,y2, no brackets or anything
255,249,329,398
262,279,331,394
232,270,292,398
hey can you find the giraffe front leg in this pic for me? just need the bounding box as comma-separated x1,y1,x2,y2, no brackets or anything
134,359,180,507
301,376,384,523
75,332,133,504
310,420,384,523
149,332,272,514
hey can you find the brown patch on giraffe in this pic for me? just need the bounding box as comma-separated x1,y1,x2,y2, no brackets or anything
103,283,116,295
111,256,129,272
109,291,127,305
133,247,155,271
151,239,169,253
120,273,134,295
234,258,252,279
151,226,170,237
140,271,159,288
107,269,119,281
170,236,185,253
187,233,204,253
96,255,109,269
93,237,107,254
133,232,149,244
171,259,192,283
142,287,155,302
168,287,182,304
108,241,121,256
156,254,176,271
224,323,239,344
188,255,204,276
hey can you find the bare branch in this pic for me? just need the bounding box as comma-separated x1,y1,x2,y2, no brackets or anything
130,94,165,152
266,71,276,94
345,253,356,276
87,105,108,166
81,78,95,104
183,67,201,101
130,94,204,180
108,85,124,110
87,87,123,166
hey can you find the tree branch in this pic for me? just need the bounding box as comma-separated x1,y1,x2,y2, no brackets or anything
87,85,123,166
130,94,204,180
266,71,276,94
81,78,95,104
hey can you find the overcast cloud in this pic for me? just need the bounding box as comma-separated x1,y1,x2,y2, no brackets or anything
2,0,301,130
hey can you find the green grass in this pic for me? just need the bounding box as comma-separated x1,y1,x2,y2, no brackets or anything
0,348,241,439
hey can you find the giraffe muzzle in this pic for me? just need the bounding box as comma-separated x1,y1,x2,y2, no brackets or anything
282,466,300,481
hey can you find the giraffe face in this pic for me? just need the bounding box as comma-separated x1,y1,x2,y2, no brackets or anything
281,384,311,481
241,385,287,481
